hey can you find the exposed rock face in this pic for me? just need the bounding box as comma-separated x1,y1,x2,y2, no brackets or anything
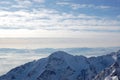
94,50,120,80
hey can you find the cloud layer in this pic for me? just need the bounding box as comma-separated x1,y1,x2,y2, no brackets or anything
0,53,48,75
0,0,119,38
0,9,119,31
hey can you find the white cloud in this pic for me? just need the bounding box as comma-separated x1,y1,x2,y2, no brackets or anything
0,53,48,75
12,0,32,8
56,2,111,10
0,8,119,38
33,0,45,3
97,6,111,9
0,9,119,29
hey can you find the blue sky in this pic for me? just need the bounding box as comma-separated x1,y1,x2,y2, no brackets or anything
0,0,120,36
0,0,120,47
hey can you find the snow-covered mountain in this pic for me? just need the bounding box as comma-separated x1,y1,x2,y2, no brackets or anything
94,50,120,80
0,50,120,80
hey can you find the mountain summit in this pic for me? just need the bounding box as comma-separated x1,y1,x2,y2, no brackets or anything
0,50,120,80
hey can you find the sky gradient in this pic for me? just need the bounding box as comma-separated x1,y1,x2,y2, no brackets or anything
0,0,120,47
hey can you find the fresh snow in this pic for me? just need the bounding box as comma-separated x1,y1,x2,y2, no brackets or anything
0,50,120,80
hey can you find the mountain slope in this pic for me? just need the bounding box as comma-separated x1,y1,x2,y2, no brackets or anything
0,50,120,80
94,50,120,80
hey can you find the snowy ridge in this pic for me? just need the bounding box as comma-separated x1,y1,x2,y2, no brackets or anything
0,50,120,80
94,50,120,80
94,61,120,80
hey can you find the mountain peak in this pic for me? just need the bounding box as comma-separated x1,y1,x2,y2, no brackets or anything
51,51,69,55
48,51,72,59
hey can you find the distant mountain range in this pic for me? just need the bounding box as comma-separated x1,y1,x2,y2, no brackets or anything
0,50,120,80
0,47,120,56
